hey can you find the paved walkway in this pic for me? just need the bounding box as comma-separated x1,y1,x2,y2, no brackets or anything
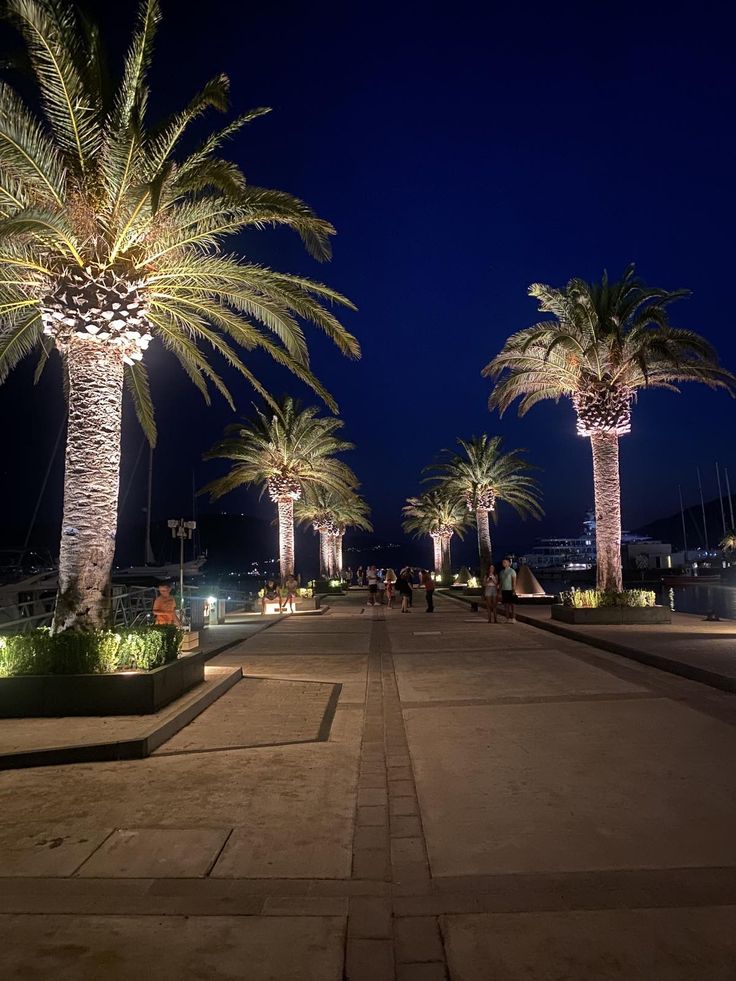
1,592,735,979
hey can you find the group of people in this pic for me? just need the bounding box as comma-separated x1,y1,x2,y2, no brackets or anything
483,558,517,623
359,564,436,613
261,575,300,614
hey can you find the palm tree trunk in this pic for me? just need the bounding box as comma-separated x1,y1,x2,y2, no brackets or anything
431,533,442,573
590,432,623,592
319,529,331,577
53,339,124,632
334,533,343,576
441,532,453,577
475,508,492,574
277,498,295,579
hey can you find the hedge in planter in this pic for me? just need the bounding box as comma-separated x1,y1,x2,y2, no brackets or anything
0,626,182,678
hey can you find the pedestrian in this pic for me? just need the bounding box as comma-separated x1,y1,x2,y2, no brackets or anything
484,563,499,623
261,579,279,615
283,574,299,613
153,581,181,626
397,566,413,613
345,566,353,586
366,564,379,605
384,567,396,608
357,566,364,587
499,558,517,621
421,569,435,612
378,569,387,605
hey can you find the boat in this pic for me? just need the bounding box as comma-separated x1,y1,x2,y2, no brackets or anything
112,556,207,583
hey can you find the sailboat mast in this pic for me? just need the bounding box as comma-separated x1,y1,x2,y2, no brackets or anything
145,445,154,564
678,484,688,558
697,467,709,551
716,462,727,535
726,468,735,529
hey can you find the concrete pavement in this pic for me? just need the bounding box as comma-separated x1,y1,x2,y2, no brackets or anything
0,590,734,979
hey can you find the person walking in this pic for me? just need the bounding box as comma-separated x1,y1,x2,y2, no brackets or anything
499,558,517,621
397,566,413,613
356,566,364,587
484,564,499,623
366,564,379,606
421,570,435,612
384,568,396,608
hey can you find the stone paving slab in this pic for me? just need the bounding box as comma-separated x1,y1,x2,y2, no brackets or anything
442,907,736,980
393,648,649,702
154,677,339,754
0,913,345,980
237,632,370,655
406,697,736,876
210,653,368,703
0,827,112,877
76,828,231,878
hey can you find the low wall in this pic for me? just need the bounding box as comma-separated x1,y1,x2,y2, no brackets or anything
551,605,672,625
0,651,206,718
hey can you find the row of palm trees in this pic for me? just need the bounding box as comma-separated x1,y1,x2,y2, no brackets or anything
403,437,543,576
201,397,371,580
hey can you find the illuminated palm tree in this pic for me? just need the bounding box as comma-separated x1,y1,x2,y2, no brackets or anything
297,486,372,577
484,266,734,591
720,530,736,555
0,0,358,631
202,398,355,578
427,437,542,573
402,490,468,576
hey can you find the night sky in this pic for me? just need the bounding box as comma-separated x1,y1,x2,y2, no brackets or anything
1,0,735,567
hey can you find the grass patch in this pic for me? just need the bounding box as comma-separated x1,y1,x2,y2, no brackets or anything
0,626,182,678
560,588,656,609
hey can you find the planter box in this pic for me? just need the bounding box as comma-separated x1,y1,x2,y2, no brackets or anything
552,604,672,625
0,652,206,718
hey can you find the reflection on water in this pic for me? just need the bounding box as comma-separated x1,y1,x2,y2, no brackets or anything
539,578,736,620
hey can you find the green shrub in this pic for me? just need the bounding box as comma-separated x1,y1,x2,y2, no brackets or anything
0,626,182,678
560,589,655,609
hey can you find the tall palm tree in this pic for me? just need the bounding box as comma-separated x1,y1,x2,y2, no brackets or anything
296,486,371,577
202,398,355,578
484,266,734,591
0,0,358,631
331,490,372,576
427,436,542,574
402,490,468,576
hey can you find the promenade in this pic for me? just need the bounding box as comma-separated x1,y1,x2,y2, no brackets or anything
1,591,735,979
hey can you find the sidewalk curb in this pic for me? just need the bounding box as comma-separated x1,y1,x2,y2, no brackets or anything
515,612,736,695
0,666,243,771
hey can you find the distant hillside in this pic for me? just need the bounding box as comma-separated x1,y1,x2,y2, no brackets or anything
634,496,734,550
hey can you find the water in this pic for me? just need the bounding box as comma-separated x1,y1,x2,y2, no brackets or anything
539,578,736,620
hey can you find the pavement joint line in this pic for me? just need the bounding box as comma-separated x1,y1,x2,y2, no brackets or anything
67,828,117,878
205,827,234,878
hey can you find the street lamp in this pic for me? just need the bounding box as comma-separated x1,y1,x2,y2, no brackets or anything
168,519,197,618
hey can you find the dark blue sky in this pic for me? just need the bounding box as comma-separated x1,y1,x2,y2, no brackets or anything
1,0,735,563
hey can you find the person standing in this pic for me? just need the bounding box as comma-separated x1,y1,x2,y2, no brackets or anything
366,564,379,605
421,570,435,612
484,564,499,623
284,574,299,613
499,558,517,622
384,568,396,609
356,566,364,587
153,582,181,627
397,566,413,613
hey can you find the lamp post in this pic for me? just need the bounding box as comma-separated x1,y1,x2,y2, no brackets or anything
168,519,197,618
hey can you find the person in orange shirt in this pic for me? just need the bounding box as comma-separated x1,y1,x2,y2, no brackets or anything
152,582,181,626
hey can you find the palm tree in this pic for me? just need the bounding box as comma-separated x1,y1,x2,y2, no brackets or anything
331,491,372,576
0,0,359,631
427,437,542,574
402,490,468,576
202,398,355,578
296,486,372,578
720,530,736,555
484,266,735,592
